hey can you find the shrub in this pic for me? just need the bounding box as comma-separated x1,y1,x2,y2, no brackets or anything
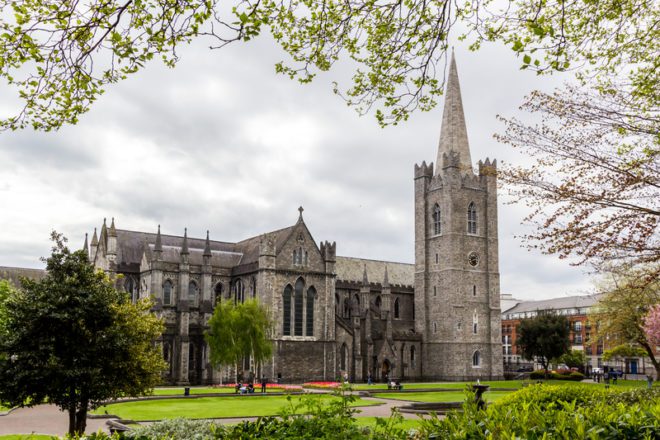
529,369,547,379
416,385,660,439
568,371,585,381
127,418,221,439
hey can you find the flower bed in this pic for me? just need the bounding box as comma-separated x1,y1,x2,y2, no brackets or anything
303,381,342,389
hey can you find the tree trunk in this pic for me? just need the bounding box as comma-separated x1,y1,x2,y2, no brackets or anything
75,397,88,434
639,340,660,379
68,405,76,437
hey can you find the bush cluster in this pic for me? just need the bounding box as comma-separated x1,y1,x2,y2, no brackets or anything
417,385,660,439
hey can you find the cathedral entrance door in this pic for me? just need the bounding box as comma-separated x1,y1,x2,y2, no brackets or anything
381,359,391,382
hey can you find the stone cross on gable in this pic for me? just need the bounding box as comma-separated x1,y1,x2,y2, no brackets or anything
298,206,304,220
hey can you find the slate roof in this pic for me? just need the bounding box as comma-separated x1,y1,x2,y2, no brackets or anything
335,257,414,287
234,225,296,266
0,266,47,287
502,294,601,314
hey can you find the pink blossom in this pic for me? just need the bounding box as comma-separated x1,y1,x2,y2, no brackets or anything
643,304,660,346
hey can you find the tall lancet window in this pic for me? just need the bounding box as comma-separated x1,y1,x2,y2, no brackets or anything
188,280,199,306
163,280,173,305
294,278,304,336
283,285,292,336
473,310,478,334
306,287,316,336
467,202,477,234
432,203,441,235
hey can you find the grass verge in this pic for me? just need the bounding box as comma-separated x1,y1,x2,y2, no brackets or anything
372,391,511,403
93,395,381,421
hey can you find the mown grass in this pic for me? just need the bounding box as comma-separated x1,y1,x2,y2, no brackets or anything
0,436,55,440
92,395,382,421
350,378,656,391
372,390,511,403
149,387,291,396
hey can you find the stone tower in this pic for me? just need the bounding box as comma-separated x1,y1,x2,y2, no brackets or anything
414,54,503,380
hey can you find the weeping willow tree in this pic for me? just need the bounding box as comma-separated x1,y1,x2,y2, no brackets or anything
205,298,272,383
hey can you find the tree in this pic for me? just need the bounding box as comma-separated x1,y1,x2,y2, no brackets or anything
644,304,660,347
0,232,166,436
516,312,570,377
555,350,587,370
590,267,660,378
497,83,659,274
206,298,272,382
0,280,15,350
0,0,656,130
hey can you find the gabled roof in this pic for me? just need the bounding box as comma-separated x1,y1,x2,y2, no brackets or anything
336,257,414,287
234,225,296,266
503,294,601,314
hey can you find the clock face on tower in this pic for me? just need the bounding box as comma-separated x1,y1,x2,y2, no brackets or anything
468,252,480,267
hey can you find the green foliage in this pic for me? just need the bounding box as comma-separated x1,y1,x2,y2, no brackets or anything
418,384,660,439
516,312,570,375
603,344,648,362
128,418,220,439
205,298,272,380
0,232,166,435
556,349,587,369
0,279,15,346
529,370,584,381
0,0,656,128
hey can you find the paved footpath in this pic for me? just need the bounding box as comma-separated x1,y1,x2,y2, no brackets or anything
0,405,110,436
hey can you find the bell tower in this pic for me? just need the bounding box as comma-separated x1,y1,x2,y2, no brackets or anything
414,54,503,380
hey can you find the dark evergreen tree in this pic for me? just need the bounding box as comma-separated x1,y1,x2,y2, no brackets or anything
0,232,166,436
517,312,570,377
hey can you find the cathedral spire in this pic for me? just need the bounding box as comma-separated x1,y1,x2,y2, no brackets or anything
91,228,98,246
362,265,369,286
383,265,389,288
436,53,472,173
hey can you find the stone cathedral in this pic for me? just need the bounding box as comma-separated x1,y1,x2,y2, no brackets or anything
85,56,503,385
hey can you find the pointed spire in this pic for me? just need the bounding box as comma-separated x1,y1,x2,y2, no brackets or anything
108,217,117,237
154,225,162,253
383,265,389,288
203,230,212,257
91,228,98,246
362,264,369,286
181,228,189,254
437,52,472,173
83,233,89,256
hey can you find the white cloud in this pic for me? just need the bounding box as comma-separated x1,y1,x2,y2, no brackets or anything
0,34,594,299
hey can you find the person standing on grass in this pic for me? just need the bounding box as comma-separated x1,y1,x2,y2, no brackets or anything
261,375,267,393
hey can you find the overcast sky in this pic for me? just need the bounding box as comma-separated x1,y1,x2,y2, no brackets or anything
0,31,596,300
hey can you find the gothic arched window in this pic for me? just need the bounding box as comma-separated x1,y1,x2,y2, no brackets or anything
432,203,441,235
306,287,316,336
343,297,350,318
335,293,340,315
214,283,223,305
294,278,304,336
467,202,477,234
473,310,479,334
283,285,292,336
163,280,173,305
394,298,400,319
472,350,481,367
293,250,297,265
375,296,382,309
188,280,198,305
410,346,416,368
340,343,348,371
234,279,244,303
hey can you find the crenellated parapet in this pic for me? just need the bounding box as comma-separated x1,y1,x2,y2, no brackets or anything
478,158,498,177
320,240,336,262
414,161,434,179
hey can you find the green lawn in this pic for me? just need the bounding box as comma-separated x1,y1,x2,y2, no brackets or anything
0,436,55,440
351,379,657,391
145,386,299,396
93,395,381,421
350,381,523,391
372,391,511,403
